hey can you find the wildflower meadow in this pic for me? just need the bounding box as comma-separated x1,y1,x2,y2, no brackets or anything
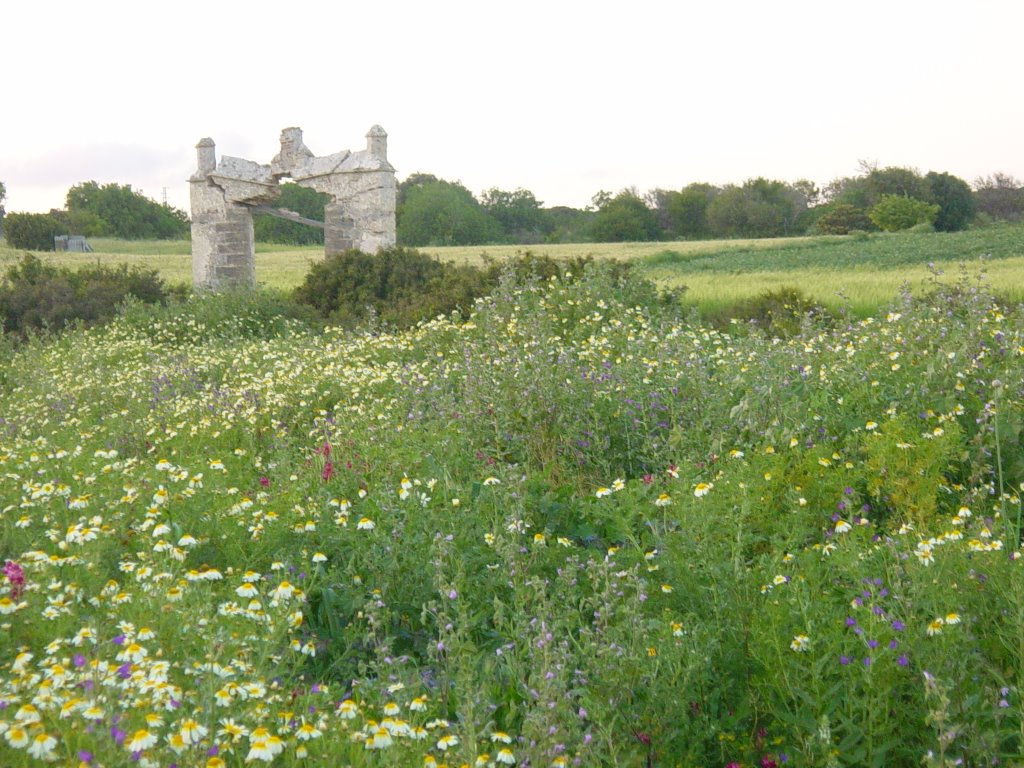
1,262,1022,767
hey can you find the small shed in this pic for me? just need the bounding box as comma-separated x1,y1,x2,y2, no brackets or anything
54,235,93,253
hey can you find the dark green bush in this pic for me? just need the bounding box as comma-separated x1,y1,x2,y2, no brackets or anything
868,195,939,232
705,286,831,337
0,254,168,335
292,247,482,328
292,246,684,331
293,246,683,331
2,212,63,250
813,203,874,235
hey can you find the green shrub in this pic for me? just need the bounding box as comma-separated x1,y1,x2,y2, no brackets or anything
0,253,168,335
292,247,680,330
2,212,63,250
705,286,831,337
291,247,547,329
926,171,976,232
813,203,874,235
48,208,106,237
868,194,939,232
292,246,488,328
589,190,661,242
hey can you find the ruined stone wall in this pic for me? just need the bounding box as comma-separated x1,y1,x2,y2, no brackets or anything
190,127,396,291
315,170,397,255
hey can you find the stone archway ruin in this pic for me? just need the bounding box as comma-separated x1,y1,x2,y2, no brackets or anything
189,126,396,291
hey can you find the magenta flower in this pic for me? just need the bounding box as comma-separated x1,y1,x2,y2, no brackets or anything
2,560,24,598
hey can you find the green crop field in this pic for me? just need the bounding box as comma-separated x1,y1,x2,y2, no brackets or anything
2,224,1023,317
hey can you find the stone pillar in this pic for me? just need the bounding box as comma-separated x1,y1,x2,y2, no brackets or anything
322,171,397,256
320,127,396,256
190,138,257,291
324,202,355,255
196,137,216,174
356,170,397,253
366,125,388,159
361,127,396,252
189,180,256,291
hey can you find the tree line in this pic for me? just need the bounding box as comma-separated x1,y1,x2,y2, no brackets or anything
395,165,1024,246
2,167,1024,250
0,181,190,250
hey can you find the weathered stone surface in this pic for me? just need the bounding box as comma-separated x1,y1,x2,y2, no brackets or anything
190,126,396,291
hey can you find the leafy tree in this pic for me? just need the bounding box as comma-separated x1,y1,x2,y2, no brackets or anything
480,187,553,244
813,203,873,235
705,185,748,237
48,208,106,237
864,166,929,203
973,173,1024,221
791,179,821,209
826,165,928,214
545,206,592,243
646,189,677,237
397,173,440,208
0,180,6,226
824,174,873,209
925,171,975,232
66,181,189,239
2,212,63,250
673,183,719,239
590,189,660,242
868,195,939,231
590,190,613,211
397,179,500,246
253,183,329,245
648,184,720,240
706,178,808,238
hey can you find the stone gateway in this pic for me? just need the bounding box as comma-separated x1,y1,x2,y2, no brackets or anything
189,126,396,291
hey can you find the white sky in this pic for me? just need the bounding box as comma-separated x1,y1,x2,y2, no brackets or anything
2,0,1022,214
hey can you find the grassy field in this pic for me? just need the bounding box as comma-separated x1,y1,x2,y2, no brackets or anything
2,224,1023,316
424,227,1024,316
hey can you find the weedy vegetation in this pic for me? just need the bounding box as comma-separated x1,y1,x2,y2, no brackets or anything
0,230,1023,766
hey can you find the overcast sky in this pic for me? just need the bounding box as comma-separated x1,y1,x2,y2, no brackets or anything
2,0,1022,214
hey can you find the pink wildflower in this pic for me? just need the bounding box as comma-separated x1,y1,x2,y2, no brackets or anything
3,561,24,599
